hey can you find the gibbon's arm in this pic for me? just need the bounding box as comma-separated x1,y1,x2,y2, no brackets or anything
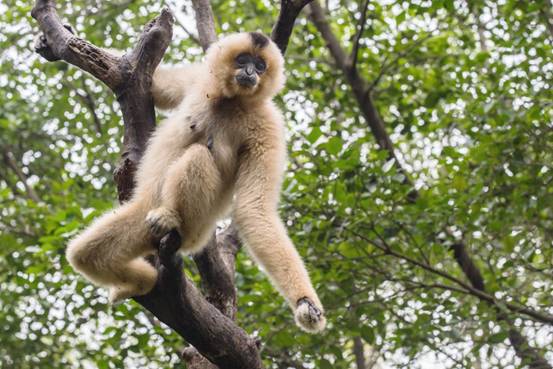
151,64,202,110
233,142,326,333
102,48,198,110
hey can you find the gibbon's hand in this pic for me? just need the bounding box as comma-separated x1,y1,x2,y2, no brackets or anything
34,24,74,61
295,297,326,333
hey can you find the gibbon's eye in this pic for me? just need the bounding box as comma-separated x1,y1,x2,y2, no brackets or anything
254,58,266,73
235,53,251,67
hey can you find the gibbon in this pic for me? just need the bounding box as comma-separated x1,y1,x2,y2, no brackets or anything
66,32,326,333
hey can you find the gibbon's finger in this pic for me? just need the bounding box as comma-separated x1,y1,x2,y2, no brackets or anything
294,297,326,333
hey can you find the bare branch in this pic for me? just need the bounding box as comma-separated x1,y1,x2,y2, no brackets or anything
32,2,122,90
1,149,40,202
351,227,553,326
349,0,370,71
271,0,314,54
191,0,218,51
135,231,264,369
174,9,202,46
193,224,241,319
61,78,102,134
308,2,404,170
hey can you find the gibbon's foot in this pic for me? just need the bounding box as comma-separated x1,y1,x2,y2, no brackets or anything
295,297,326,333
146,207,180,238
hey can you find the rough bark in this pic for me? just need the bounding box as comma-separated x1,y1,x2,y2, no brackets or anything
194,225,241,320
307,2,552,367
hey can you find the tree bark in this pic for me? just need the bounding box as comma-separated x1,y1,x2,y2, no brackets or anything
353,337,367,369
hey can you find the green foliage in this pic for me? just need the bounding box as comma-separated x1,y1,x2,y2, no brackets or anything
1,0,552,368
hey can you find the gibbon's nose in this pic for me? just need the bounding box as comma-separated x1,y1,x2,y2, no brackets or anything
245,64,255,76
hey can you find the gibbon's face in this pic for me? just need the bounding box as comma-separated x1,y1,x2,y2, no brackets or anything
206,32,285,100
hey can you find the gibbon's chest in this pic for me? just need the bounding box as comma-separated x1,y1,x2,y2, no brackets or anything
179,99,248,181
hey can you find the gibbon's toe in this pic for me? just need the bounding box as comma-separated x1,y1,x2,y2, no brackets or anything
294,297,326,333
145,207,180,238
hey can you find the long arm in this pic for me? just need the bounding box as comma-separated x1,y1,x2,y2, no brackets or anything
233,138,326,333
151,64,203,110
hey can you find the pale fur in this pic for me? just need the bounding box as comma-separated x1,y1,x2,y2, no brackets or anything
66,33,325,332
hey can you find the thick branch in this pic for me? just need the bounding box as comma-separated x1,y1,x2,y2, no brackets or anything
191,0,218,51
135,232,263,369
271,0,314,54
194,224,241,320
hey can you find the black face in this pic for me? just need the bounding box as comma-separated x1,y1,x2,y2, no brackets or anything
235,53,266,88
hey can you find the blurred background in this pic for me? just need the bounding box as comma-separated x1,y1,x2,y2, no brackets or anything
0,0,552,368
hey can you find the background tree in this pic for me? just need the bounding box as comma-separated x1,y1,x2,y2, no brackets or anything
0,0,552,368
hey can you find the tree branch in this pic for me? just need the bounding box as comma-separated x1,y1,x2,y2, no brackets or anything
191,0,218,51
349,0,370,71
135,231,263,369
271,0,314,55
1,149,40,202
308,1,406,176
193,224,241,320
353,336,367,369
61,78,102,135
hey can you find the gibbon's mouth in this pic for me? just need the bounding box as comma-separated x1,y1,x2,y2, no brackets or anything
235,74,257,88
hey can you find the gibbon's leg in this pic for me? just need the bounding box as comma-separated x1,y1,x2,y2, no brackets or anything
233,147,326,333
145,143,222,250
151,65,200,110
66,202,157,303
